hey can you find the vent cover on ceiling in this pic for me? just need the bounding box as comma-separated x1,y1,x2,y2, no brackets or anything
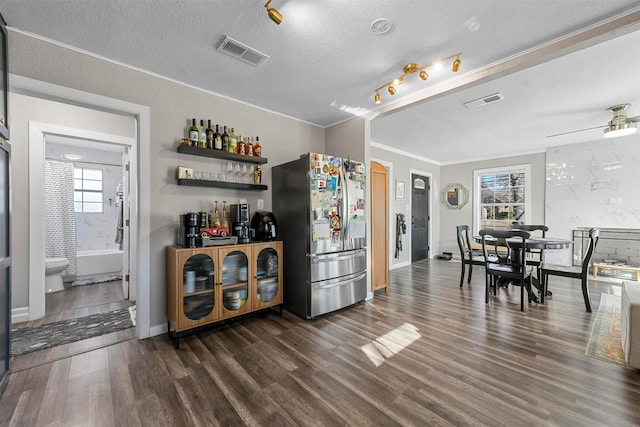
463,93,505,109
217,36,269,67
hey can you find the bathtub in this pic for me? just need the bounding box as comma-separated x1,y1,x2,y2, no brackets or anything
75,249,123,278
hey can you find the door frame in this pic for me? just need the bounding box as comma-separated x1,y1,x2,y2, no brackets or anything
409,168,433,261
14,74,152,339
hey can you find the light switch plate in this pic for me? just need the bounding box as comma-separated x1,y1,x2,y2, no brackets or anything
257,199,264,210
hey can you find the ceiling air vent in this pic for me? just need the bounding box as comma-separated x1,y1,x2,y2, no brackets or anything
217,36,269,67
463,93,505,109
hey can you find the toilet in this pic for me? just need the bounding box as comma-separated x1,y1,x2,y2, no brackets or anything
45,257,69,293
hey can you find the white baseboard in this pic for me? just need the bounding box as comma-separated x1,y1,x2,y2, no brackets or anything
149,323,168,338
390,261,411,270
11,307,30,324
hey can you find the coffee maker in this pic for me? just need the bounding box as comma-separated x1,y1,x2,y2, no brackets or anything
180,212,200,248
230,203,254,243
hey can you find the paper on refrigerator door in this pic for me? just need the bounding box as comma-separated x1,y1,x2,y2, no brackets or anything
313,220,331,240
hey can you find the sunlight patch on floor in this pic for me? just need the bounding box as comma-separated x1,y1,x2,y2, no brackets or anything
361,323,421,367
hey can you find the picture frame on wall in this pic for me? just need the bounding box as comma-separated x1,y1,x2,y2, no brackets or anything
395,180,405,200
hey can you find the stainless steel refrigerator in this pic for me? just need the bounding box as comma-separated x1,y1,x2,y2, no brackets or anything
273,153,367,319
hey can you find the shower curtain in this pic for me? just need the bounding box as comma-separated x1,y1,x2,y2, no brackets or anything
44,160,77,276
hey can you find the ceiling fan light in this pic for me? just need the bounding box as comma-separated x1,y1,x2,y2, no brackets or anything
419,70,428,80
388,85,396,95
604,123,637,138
374,92,381,104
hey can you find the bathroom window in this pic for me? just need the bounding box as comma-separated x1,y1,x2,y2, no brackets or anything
74,167,103,213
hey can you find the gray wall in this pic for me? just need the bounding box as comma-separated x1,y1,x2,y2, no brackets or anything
9,31,325,329
439,152,547,256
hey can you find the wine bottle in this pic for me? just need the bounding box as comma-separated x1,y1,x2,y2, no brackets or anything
198,120,207,148
206,120,214,149
253,136,262,157
245,136,254,156
213,124,222,150
189,118,198,146
228,128,237,153
222,126,230,152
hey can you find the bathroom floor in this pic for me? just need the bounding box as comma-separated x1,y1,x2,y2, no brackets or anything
13,279,133,329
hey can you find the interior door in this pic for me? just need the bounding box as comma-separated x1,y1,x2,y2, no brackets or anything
121,148,130,299
411,174,429,263
370,161,388,293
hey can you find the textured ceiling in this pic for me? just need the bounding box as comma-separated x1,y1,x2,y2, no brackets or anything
2,0,640,163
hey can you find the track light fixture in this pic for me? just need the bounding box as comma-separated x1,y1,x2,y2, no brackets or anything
265,0,283,25
373,52,462,104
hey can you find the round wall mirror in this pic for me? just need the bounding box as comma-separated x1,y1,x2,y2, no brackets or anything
442,183,469,209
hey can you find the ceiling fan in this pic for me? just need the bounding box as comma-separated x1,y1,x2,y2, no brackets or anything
547,103,639,138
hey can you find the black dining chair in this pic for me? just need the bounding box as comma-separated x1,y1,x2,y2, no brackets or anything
456,225,488,286
540,227,599,312
508,224,549,278
480,228,533,311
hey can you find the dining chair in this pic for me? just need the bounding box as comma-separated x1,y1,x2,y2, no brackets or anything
540,227,599,312
456,225,488,286
480,228,533,311
508,224,549,278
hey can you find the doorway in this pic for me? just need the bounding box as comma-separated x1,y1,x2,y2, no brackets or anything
29,122,136,323
45,136,130,300
411,173,430,262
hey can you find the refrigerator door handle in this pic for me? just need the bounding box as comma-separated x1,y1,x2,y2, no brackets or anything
312,272,367,290
311,252,364,263
340,163,349,241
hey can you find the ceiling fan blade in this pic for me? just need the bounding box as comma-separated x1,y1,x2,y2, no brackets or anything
628,115,640,123
546,125,607,138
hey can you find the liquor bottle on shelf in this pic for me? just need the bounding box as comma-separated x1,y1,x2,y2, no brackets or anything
253,136,262,157
213,125,222,150
237,135,246,155
189,118,198,146
222,126,230,152
221,201,229,229
245,136,254,156
228,128,237,153
213,201,221,228
198,120,207,148
206,120,214,149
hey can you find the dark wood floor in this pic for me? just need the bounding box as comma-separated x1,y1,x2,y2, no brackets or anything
2,260,640,426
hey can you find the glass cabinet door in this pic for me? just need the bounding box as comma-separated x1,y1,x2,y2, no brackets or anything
256,245,281,305
220,249,250,315
182,253,215,321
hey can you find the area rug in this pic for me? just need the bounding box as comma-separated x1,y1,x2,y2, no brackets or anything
71,274,122,286
585,293,626,365
10,308,134,356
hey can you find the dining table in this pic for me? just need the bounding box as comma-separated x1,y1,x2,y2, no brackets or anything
474,234,573,303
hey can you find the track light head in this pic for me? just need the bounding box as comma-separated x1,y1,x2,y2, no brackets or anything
388,85,396,95
452,57,461,72
419,70,429,81
265,0,283,25
393,77,404,86
374,92,382,104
